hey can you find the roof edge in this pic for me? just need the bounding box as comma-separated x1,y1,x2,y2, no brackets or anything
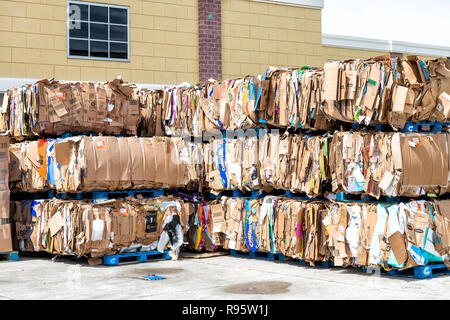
251,0,324,10
323,33,450,57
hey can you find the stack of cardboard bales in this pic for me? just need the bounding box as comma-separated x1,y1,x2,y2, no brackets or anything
0,137,11,253
3,55,450,272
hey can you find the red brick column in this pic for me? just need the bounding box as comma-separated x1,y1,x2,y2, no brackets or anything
198,0,222,82
390,52,404,59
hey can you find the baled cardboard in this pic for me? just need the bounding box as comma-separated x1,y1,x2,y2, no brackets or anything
0,224,12,253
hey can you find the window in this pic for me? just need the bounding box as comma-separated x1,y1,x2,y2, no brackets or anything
67,1,129,61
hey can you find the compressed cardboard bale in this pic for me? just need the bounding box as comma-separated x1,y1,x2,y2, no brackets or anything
321,56,450,127
9,196,190,260
0,78,141,138
208,196,449,269
0,190,11,253
329,131,449,197
11,136,201,193
205,134,259,193
0,137,11,253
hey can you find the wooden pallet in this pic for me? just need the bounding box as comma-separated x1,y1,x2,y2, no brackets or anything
103,250,171,266
0,251,19,261
181,251,230,259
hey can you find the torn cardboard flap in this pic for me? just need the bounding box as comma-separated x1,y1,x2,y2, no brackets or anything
54,140,73,166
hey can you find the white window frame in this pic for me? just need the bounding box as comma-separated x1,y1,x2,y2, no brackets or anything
67,0,130,62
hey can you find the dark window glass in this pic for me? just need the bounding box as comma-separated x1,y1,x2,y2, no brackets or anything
68,4,128,60
90,41,108,58
90,5,108,23
69,39,88,56
110,8,127,25
110,42,127,59
110,25,127,42
90,23,108,40
69,21,88,38
68,3,88,21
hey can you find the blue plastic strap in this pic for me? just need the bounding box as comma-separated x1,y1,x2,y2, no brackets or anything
46,141,56,186
139,275,166,280
419,60,430,82
254,69,268,111
245,200,259,253
249,78,257,111
217,140,228,188
30,200,40,217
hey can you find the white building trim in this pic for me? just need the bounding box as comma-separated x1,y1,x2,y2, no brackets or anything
251,0,324,9
323,33,450,57
0,77,166,92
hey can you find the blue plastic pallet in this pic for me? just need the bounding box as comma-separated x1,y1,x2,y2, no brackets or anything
92,189,164,203
362,264,449,279
209,190,265,200
139,275,166,281
103,250,172,266
56,189,165,203
14,189,165,202
60,132,125,138
232,189,265,199
284,190,329,202
335,192,371,202
61,132,99,138
335,192,406,203
385,264,449,279
284,257,333,268
401,122,449,133
285,190,305,198
0,251,19,261
230,249,285,261
11,190,56,201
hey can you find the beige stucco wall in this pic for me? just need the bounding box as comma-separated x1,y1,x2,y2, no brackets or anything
322,46,386,63
322,46,440,64
0,0,199,84
0,0,443,87
221,0,323,79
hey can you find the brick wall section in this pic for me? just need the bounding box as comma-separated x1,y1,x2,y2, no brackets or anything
390,52,404,59
198,0,222,82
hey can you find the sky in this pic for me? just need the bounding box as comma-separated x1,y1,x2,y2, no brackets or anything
322,0,450,47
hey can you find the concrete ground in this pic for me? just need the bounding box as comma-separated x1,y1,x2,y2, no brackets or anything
0,253,449,300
